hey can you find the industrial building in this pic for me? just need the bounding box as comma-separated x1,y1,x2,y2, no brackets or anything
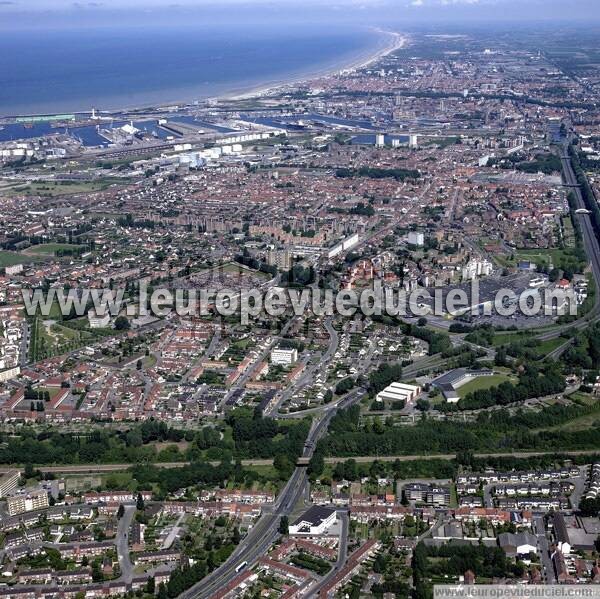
432,369,495,403
375,381,421,405
289,505,337,536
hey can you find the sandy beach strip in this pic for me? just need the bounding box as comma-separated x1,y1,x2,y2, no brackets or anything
219,29,409,102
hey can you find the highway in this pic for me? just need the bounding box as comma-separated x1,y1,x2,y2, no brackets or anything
180,387,365,599
407,143,600,345
17,141,599,599
533,144,600,340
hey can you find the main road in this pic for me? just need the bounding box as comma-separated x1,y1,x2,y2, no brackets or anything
179,390,363,599
269,317,339,417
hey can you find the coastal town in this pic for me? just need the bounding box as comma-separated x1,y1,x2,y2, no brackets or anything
0,22,600,599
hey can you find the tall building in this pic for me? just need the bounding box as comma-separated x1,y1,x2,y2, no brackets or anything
88,309,111,329
408,231,424,247
0,469,21,499
270,347,298,366
375,134,385,148
7,488,49,516
462,259,493,281
267,249,292,271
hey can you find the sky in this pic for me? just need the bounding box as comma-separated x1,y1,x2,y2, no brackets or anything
2,0,600,29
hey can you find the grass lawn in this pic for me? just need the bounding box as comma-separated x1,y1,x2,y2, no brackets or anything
0,251,27,267
29,298,64,320
5,178,126,197
570,391,598,406
224,261,270,277
457,374,512,398
562,216,576,247
537,403,600,432
512,248,565,264
536,338,568,355
491,333,566,358
508,247,586,273
24,243,82,256
491,331,531,346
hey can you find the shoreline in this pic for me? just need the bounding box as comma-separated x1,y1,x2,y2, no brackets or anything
1,29,408,120
219,28,408,103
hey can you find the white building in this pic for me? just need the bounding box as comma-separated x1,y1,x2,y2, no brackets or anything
289,506,337,536
327,233,360,259
4,264,23,276
7,488,49,516
0,366,20,383
270,347,298,366
376,382,421,405
461,259,493,281
409,134,419,149
375,134,385,148
408,231,424,247
88,310,111,329
178,152,206,169
498,532,538,557
0,470,20,499
121,123,139,136
342,233,360,251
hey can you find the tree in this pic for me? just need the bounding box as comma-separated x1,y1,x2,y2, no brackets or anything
279,515,289,535
146,576,155,594
136,492,145,511
416,399,430,412
117,504,125,519
232,526,241,544
579,497,600,517
273,453,293,479
114,316,130,330
91,561,102,582
335,377,355,395
24,462,35,479
308,451,325,478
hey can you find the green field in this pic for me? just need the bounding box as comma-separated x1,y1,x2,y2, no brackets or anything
561,216,576,248
537,398,600,432
4,178,126,197
24,243,83,256
457,374,513,398
0,251,26,267
489,333,567,357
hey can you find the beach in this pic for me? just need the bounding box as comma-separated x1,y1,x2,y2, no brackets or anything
220,29,408,103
